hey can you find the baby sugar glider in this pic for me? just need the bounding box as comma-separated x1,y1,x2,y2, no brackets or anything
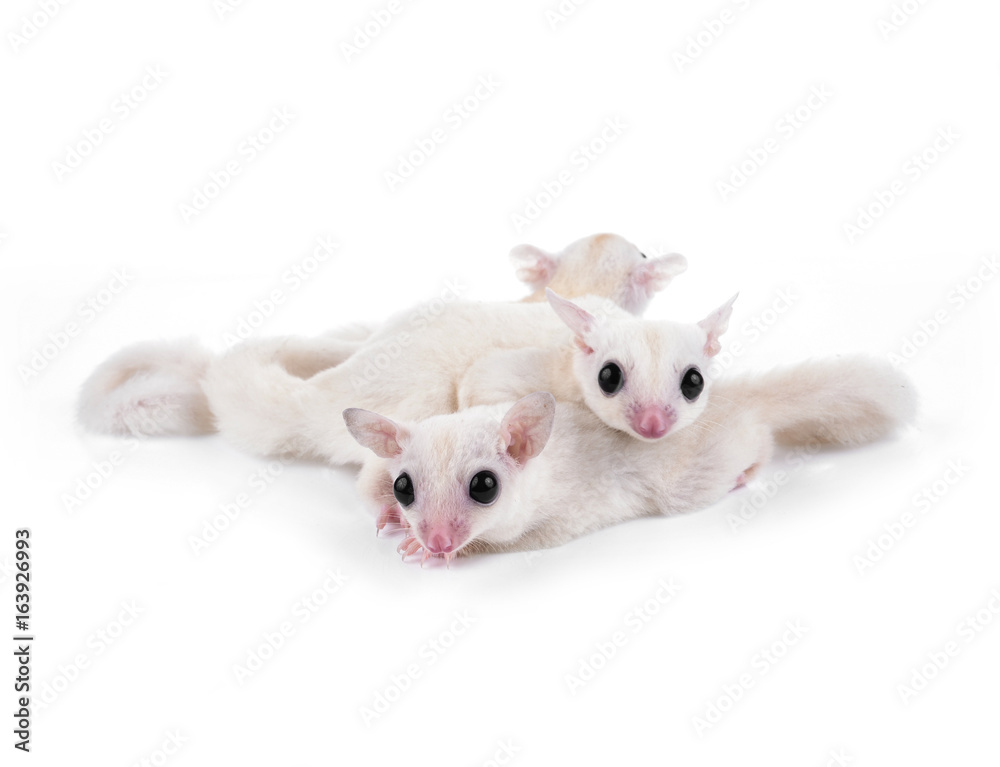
346,355,917,562
511,233,685,315
457,289,738,442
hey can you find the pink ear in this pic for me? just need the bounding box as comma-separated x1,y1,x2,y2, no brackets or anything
509,244,558,290
619,253,687,314
500,392,556,465
634,253,687,294
342,409,409,458
545,289,597,353
697,293,739,357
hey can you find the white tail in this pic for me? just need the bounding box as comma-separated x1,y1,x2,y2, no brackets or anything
77,329,371,440
728,355,917,447
76,339,215,436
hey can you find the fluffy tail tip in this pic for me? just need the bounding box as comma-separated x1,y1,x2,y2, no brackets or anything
77,339,215,436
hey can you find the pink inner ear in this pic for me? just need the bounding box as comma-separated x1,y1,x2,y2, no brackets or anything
632,263,659,293
367,420,403,458
503,422,538,464
574,337,594,355
704,336,722,357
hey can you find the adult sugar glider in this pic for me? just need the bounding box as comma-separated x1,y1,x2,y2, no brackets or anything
345,356,917,561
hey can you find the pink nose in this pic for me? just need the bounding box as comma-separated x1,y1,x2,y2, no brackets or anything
425,531,454,554
631,406,676,439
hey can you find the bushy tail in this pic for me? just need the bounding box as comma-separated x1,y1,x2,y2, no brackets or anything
727,355,918,447
77,339,215,436
77,330,369,445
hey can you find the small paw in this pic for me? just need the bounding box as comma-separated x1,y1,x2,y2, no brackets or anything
375,503,409,535
730,462,761,492
394,535,455,567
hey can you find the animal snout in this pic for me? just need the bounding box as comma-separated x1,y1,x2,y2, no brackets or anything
425,531,454,554
630,406,676,439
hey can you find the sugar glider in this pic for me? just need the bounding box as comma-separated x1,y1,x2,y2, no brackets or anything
78,236,687,459
458,288,738,441
345,356,918,561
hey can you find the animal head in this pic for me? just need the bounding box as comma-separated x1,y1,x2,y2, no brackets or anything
546,288,738,442
343,392,556,558
510,233,687,314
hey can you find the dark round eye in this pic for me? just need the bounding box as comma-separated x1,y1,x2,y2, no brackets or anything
469,470,499,505
681,367,704,401
393,473,414,507
598,362,625,395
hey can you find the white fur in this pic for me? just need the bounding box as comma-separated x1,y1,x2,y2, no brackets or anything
199,288,735,462
512,233,687,314
457,291,738,442
78,233,675,441
76,338,214,436
351,356,918,556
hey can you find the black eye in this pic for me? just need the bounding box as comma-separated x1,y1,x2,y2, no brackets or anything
598,362,624,395
393,473,414,506
681,367,704,401
469,470,499,505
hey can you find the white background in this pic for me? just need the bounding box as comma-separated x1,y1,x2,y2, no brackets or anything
3,0,999,764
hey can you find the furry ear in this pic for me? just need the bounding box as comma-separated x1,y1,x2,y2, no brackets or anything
500,392,556,465
343,409,409,459
545,289,598,353
697,293,739,357
509,244,559,290
631,253,687,297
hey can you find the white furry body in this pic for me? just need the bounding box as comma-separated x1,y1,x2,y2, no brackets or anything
356,356,917,554
201,297,622,464
78,233,686,453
